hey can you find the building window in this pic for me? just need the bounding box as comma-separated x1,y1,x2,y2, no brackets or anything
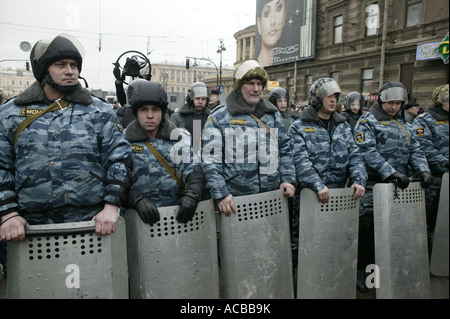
365,3,379,36
406,0,422,27
362,69,374,93
334,15,343,44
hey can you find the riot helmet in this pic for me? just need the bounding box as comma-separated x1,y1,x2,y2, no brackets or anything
233,60,268,91
269,87,290,111
377,82,408,105
345,92,365,113
309,78,341,110
128,79,168,117
30,33,85,84
431,84,449,107
186,82,209,109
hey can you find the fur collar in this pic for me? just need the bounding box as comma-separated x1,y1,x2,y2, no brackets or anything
427,106,449,121
14,82,93,106
370,102,402,121
226,91,278,118
126,117,183,143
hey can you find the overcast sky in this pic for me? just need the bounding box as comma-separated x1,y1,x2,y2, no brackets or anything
0,0,257,92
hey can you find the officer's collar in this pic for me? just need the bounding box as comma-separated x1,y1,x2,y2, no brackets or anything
14,81,92,106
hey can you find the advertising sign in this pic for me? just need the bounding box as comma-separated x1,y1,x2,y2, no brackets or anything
255,0,316,67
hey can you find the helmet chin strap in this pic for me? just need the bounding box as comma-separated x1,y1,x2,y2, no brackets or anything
42,73,78,94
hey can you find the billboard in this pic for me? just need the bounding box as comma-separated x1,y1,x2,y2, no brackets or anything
255,0,316,67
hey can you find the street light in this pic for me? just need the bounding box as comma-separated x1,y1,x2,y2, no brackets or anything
217,39,226,92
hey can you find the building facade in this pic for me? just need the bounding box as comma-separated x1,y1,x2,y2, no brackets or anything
264,0,449,107
0,67,34,100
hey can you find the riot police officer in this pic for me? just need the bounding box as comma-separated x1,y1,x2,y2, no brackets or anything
269,87,298,130
342,91,365,132
125,79,204,224
0,33,132,241
289,78,367,267
201,60,296,216
354,81,433,292
412,84,449,252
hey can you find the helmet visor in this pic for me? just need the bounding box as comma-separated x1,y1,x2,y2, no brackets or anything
379,87,408,102
191,86,208,98
33,33,86,62
316,81,341,98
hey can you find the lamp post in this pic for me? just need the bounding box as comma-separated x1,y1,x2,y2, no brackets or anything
217,39,226,92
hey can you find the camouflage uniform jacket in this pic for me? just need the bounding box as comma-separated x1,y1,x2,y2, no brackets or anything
289,106,367,193
0,82,132,219
354,102,430,181
412,107,449,175
126,119,196,207
201,91,296,201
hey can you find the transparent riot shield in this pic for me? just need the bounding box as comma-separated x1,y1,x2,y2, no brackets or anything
219,189,294,299
297,188,359,299
373,182,431,299
7,218,128,299
430,172,449,276
125,199,219,299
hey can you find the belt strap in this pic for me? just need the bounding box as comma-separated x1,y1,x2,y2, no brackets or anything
144,141,185,193
14,99,69,145
250,114,276,140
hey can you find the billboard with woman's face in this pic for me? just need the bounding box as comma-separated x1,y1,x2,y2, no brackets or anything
255,0,316,67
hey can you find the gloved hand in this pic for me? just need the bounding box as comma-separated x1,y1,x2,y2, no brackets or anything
418,172,434,188
387,171,410,189
176,192,200,223
176,166,204,223
127,189,160,225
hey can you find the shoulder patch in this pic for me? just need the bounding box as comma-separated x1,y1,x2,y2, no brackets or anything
415,127,425,136
132,144,144,153
355,132,364,144
115,120,124,133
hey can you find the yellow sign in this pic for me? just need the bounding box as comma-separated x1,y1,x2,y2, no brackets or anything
268,81,280,90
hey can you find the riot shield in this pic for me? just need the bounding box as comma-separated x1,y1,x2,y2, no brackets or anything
219,189,294,299
430,172,449,276
125,199,219,299
7,218,128,299
297,187,359,299
373,182,431,299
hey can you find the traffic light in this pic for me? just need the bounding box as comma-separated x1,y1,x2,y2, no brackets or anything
25,61,30,71
186,58,190,69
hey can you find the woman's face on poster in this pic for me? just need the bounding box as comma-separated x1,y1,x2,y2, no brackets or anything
257,0,286,48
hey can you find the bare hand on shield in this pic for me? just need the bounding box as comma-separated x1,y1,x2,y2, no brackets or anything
92,204,119,236
280,183,295,198
218,194,237,217
0,212,27,241
317,186,330,204
351,184,366,200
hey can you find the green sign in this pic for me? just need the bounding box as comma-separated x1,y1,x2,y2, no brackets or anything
435,33,449,64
